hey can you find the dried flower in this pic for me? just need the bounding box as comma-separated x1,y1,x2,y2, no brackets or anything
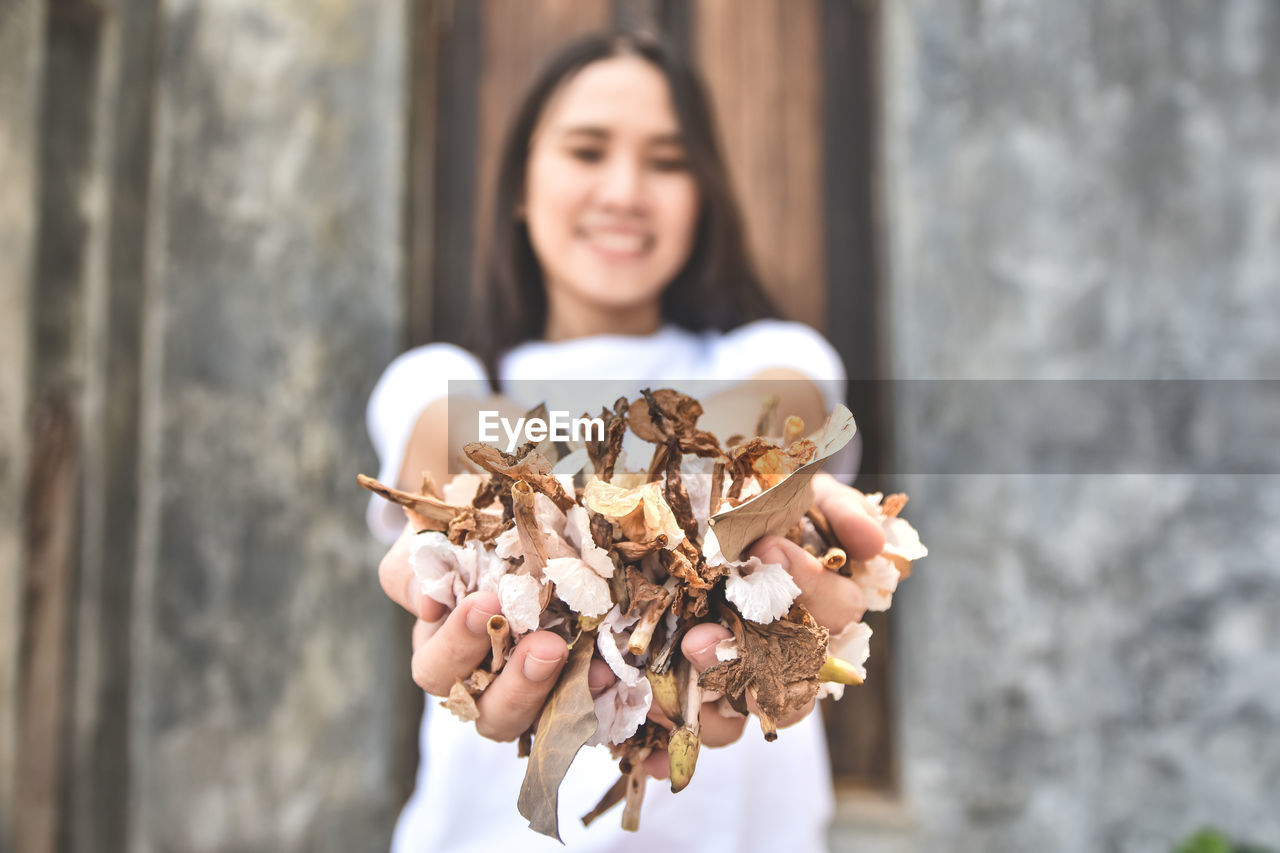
498,573,545,634
587,677,654,746
723,558,802,624
544,556,613,618
583,477,686,548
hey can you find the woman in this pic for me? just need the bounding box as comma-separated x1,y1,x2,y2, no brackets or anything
368,32,886,852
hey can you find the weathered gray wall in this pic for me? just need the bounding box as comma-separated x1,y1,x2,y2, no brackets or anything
1,0,409,850
837,2,1280,852
129,1,407,850
0,2,43,848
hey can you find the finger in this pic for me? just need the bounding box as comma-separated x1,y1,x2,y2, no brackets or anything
750,536,865,630
588,658,616,698
812,474,886,561
410,591,501,696
412,617,438,650
379,527,448,623
698,700,748,747
647,699,674,729
681,622,734,674
643,749,669,780
475,631,570,741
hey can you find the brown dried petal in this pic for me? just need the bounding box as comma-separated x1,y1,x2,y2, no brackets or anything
463,443,575,511
697,605,830,725
630,389,723,457
585,399,628,482
441,679,480,722
751,440,817,490
356,474,505,542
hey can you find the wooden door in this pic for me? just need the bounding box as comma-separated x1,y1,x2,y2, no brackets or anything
407,0,892,794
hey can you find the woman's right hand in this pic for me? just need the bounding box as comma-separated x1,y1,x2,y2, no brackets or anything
380,525,573,741
379,525,748,763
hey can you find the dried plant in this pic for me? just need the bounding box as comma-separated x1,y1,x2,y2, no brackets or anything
359,390,927,840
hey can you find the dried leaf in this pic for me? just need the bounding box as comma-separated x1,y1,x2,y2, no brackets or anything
441,679,480,722
706,405,857,562
356,474,506,541
698,605,829,727
629,389,722,457
518,632,598,842
584,398,628,482
511,480,550,578
463,443,576,511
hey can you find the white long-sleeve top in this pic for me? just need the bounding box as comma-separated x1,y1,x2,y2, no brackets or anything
366,320,849,853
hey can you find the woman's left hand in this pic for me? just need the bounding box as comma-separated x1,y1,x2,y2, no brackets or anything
631,472,887,778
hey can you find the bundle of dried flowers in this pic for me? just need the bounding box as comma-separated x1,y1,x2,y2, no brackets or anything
357,390,926,841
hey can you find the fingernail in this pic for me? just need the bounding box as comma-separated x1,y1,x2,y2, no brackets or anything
466,604,497,635
691,638,722,658
523,653,565,682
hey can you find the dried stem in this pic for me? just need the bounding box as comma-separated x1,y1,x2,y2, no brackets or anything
752,690,778,742
820,547,847,572
782,415,804,447
487,614,511,673
580,775,627,828
755,394,779,437
709,461,725,518
683,658,704,735
511,480,548,578
621,761,648,831
627,580,676,656
517,728,533,758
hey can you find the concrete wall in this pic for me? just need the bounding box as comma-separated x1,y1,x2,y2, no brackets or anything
1,0,409,850
837,2,1280,851
128,1,408,849
0,2,42,849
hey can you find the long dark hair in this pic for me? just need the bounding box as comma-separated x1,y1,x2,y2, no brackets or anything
466,31,779,383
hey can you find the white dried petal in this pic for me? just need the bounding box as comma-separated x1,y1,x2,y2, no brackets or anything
498,573,545,634
563,506,615,578
701,528,729,568
724,557,801,623
601,603,640,634
883,516,928,562
587,677,653,746
597,605,642,685
852,555,901,611
714,638,739,662
409,531,467,608
474,545,514,595
857,493,928,564
532,491,568,538
494,526,522,561
543,556,613,618
680,454,718,537
821,621,873,700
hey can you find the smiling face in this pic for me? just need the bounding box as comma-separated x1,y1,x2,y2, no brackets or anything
523,55,701,338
